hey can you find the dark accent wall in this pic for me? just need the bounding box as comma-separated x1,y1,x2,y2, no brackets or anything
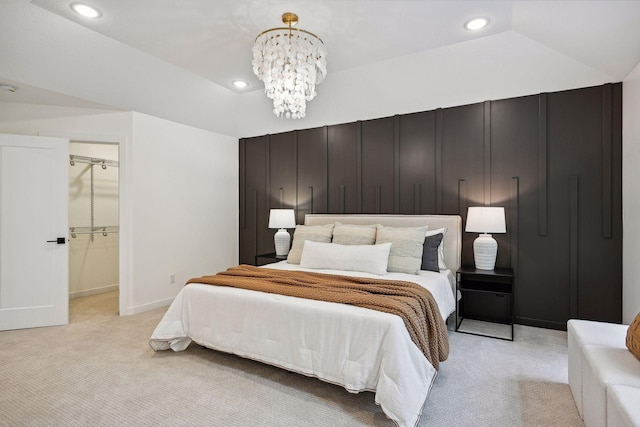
239,83,623,329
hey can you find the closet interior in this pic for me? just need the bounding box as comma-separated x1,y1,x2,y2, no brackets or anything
68,142,119,301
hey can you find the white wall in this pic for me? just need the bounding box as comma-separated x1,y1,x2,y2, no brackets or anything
237,31,614,137
129,112,238,312
623,63,640,324
0,104,238,315
68,142,119,298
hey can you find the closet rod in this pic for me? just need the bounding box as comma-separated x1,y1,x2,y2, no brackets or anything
69,154,119,168
69,226,119,238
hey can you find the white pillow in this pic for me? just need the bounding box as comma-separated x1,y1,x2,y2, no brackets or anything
425,227,447,270
299,241,391,275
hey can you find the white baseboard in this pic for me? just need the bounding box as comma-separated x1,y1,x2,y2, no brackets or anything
69,284,119,299
123,297,174,316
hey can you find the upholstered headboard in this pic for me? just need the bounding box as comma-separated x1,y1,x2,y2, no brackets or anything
304,214,462,273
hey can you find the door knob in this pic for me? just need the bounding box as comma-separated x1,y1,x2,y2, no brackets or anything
46,237,66,244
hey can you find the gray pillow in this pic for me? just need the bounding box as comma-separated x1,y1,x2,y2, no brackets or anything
421,233,443,272
287,224,334,264
375,225,427,274
425,227,448,270
332,222,377,245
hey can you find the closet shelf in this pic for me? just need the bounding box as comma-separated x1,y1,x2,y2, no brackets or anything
69,226,119,238
69,154,119,168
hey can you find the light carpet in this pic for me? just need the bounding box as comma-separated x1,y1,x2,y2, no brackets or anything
0,292,583,426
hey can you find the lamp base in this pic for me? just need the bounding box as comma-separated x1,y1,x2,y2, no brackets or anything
274,229,291,257
473,233,498,270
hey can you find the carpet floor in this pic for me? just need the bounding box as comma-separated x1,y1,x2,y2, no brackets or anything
0,291,583,426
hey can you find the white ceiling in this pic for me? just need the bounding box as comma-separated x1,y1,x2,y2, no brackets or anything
28,0,517,93
0,77,112,109
1,0,640,135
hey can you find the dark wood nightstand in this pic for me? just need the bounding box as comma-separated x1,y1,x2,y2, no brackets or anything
254,252,288,266
455,266,515,341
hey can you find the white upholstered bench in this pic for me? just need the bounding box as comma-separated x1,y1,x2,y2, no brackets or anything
567,319,640,427
567,320,628,418
608,384,640,426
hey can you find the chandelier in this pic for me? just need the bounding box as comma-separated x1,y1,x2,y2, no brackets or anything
252,13,327,119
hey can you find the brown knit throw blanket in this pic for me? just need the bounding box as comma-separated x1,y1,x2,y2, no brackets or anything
187,265,449,369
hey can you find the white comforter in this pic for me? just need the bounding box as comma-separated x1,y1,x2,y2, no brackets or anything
149,262,456,427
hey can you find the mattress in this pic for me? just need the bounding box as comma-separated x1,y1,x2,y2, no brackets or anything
150,262,456,426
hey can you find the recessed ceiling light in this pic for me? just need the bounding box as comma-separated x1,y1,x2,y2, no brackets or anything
232,80,249,89
70,3,102,19
464,17,489,31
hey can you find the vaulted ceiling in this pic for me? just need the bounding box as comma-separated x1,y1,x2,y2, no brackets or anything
2,0,640,136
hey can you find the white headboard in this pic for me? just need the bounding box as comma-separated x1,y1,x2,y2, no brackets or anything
304,214,462,273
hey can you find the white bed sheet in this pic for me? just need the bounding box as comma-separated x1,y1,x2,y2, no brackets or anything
149,262,456,427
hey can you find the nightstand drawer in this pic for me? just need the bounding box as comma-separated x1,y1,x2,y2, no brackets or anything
461,292,511,324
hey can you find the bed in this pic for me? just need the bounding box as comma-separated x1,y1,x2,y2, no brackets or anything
150,214,462,427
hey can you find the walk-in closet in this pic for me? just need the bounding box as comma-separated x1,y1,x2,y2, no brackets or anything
68,142,119,304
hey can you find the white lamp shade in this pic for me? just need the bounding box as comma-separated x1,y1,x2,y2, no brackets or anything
268,209,296,229
465,207,506,233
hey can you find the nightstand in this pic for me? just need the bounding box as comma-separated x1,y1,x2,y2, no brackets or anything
455,266,514,341
255,252,288,266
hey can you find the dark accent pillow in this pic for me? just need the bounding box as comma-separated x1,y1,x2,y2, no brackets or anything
627,312,640,360
421,233,443,272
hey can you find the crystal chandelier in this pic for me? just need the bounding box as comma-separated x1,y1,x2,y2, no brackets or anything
252,13,327,119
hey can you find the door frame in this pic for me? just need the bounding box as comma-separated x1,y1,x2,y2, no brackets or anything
41,131,132,316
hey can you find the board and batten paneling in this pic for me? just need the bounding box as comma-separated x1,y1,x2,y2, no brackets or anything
361,117,396,214
296,127,327,225
489,94,550,326
398,111,438,215
327,123,359,214
268,132,297,210
238,83,623,328
439,102,486,268
239,135,268,265
546,84,622,326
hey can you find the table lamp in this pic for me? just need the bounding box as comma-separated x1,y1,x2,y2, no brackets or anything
465,206,506,270
268,209,296,256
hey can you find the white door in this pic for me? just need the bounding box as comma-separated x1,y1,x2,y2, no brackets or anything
0,134,69,331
